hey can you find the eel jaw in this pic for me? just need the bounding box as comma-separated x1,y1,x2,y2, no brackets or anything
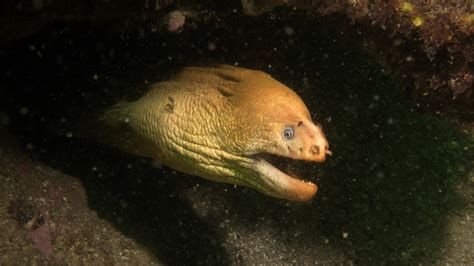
251,155,318,201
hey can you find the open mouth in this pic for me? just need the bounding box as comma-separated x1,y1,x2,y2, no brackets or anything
251,153,319,201
256,153,311,181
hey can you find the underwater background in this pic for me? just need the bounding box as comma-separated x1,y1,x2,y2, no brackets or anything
1,1,473,264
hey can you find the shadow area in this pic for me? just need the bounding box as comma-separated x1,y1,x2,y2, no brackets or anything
0,23,230,265
221,21,474,264
37,138,230,265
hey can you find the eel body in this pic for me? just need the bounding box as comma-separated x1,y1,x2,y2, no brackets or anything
95,65,330,201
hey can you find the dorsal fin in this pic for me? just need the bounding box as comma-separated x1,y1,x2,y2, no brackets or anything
173,65,243,83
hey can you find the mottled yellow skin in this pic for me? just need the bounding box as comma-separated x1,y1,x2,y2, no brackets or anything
98,65,330,201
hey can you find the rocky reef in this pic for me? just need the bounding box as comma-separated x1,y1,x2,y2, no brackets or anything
1,0,472,118
242,0,474,118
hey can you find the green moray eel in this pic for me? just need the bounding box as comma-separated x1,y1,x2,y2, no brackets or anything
94,65,330,201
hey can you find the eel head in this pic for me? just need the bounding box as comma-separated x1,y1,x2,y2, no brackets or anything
216,67,331,201
238,115,330,202
248,117,330,202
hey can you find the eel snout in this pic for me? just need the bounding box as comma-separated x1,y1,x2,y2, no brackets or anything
302,122,330,162
287,119,330,163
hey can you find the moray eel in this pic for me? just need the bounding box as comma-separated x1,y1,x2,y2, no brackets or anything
96,65,330,201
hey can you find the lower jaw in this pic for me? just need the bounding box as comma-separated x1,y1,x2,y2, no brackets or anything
252,156,318,201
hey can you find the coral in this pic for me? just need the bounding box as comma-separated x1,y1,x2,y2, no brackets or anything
28,222,54,258
8,199,54,258
8,199,44,230
165,11,188,33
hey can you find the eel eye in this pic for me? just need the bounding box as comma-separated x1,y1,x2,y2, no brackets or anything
282,127,295,140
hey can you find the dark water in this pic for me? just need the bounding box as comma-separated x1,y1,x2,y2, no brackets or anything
1,8,473,264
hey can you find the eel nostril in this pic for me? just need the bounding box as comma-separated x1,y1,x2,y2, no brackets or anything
310,145,320,155
325,145,333,156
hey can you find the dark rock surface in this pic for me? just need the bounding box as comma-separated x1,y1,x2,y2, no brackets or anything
242,0,474,114
0,133,158,264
